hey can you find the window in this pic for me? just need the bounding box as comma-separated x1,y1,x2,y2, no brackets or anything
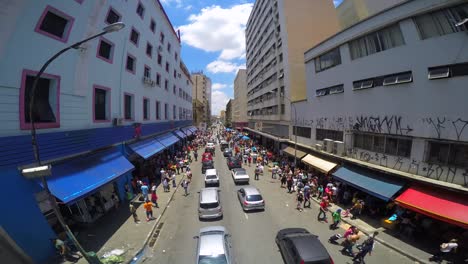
130,28,139,46
280,104,285,114
20,69,60,129
292,126,311,138
105,7,121,24
165,62,169,72
146,42,153,57
314,47,341,72
124,93,134,120
175,52,178,61
178,88,182,97
157,54,162,65
428,62,468,80
349,23,405,60
150,19,156,32
136,2,145,18
156,101,161,120
96,37,114,63
316,129,343,141
179,107,183,119
428,141,468,167
126,54,136,74
316,84,344,97
164,79,169,90
353,79,374,90
329,85,344,94
173,85,177,94
354,133,412,158
164,103,169,120
173,70,177,78
144,65,151,78
173,105,176,120
143,98,149,120
414,4,468,40
383,71,412,86
156,73,161,86
35,6,74,43
93,85,110,122
167,43,171,52
160,32,165,43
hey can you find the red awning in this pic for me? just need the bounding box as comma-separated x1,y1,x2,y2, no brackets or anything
395,185,468,229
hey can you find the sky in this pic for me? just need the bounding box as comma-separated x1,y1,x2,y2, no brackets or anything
160,0,343,115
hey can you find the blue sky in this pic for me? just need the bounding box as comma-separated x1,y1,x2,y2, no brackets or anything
161,0,342,115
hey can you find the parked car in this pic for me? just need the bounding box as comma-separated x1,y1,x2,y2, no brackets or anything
220,141,229,151
223,148,233,157
202,160,214,174
237,186,264,211
198,188,222,220
275,228,333,264
231,168,249,184
204,169,219,186
194,226,232,264
227,157,242,170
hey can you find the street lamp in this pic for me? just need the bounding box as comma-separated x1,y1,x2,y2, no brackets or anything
27,22,125,264
280,93,298,167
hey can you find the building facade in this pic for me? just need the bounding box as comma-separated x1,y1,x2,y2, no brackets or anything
191,71,212,127
294,0,468,188
0,0,192,262
232,69,248,128
225,99,233,127
245,0,339,139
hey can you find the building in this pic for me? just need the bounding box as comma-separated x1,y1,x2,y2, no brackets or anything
220,110,226,123
232,69,248,129
0,1,193,262
293,0,468,231
225,99,233,127
245,0,340,146
336,0,408,29
191,71,212,127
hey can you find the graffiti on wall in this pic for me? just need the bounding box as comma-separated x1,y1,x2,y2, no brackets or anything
422,117,468,141
353,115,414,135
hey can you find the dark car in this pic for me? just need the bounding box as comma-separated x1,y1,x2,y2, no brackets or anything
220,141,229,151
226,157,242,170
223,148,232,157
275,228,333,264
202,160,214,174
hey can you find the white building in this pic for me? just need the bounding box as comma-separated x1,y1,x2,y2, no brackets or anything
294,0,468,187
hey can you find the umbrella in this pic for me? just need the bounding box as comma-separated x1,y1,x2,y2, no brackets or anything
242,135,250,140
251,146,257,151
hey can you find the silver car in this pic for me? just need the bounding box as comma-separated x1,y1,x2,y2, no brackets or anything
237,186,265,211
199,188,223,220
194,226,232,264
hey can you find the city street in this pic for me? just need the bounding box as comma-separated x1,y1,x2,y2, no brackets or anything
141,143,414,264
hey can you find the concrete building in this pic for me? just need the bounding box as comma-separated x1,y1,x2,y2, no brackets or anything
191,71,212,127
336,0,408,29
220,110,226,123
232,69,248,129
245,0,340,144
0,1,193,262
225,99,233,127
292,0,467,229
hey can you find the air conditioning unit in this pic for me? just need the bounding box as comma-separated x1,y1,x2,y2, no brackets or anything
315,144,323,151
334,141,345,156
323,138,334,153
113,117,124,126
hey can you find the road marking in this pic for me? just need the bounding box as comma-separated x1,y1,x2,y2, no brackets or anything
286,203,289,207
244,213,248,220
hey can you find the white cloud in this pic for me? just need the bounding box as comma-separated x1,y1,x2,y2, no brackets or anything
160,0,183,8
184,5,193,11
178,4,253,61
211,91,231,115
212,83,228,90
206,60,246,74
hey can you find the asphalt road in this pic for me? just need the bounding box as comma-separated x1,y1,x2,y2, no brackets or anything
142,143,414,264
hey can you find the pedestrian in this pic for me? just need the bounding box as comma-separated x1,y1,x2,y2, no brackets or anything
254,165,260,181
350,200,364,220
341,230,360,257
162,177,169,192
287,175,293,193
303,187,311,208
272,165,278,179
181,179,189,196
143,200,154,221
151,191,159,208
111,193,119,209
317,184,324,199
141,183,149,201
176,162,180,174
194,151,198,161
129,203,140,223
280,173,287,188
429,239,458,262
344,226,357,239
330,209,342,229
247,155,252,166
172,172,177,188
353,231,378,263
317,199,328,223
296,191,304,212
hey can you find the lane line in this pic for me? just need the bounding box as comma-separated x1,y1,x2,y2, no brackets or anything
244,213,248,220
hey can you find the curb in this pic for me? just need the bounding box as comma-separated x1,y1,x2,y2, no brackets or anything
126,173,187,264
310,198,429,264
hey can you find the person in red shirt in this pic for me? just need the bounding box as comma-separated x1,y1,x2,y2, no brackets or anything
318,199,329,223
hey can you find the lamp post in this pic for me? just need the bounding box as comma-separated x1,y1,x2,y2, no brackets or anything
281,94,298,167
26,22,125,264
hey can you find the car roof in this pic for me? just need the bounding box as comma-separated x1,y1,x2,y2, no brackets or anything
289,236,330,261
232,168,246,173
199,233,225,256
243,186,260,195
205,169,217,175
200,188,218,204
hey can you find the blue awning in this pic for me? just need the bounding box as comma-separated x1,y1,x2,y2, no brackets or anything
128,137,165,159
332,166,405,201
189,126,198,133
40,148,134,204
156,132,180,147
173,130,187,139
182,127,193,136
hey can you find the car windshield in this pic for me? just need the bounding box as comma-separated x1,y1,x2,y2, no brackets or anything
198,255,227,264
235,169,246,174
200,202,219,209
246,195,262,201
206,175,217,179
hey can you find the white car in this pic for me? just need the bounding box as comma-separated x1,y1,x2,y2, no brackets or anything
206,142,215,149
205,169,219,186
231,168,249,184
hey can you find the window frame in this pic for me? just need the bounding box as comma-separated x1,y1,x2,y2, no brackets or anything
156,73,161,86
173,105,177,120
129,27,140,47
150,19,156,33
105,6,121,25
144,64,151,78
19,69,61,130
164,103,169,120
92,85,111,123
314,47,341,73
155,100,161,120
34,5,75,43
96,37,115,64
136,2,145,19
143,97,150,120
146,42,153,58
125,53,136,75
123,92,135,121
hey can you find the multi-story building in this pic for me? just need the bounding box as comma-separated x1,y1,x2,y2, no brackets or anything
225,99,233,127
232,69,248,129
0,1,193,262
245,0,339,145
220,110,226,123
293,0,468,231
191,71,212,127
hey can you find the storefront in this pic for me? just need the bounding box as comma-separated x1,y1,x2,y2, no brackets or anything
173,129,188,145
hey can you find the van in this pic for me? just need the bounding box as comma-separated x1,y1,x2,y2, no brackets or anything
198,188,223,220
205,169,219,186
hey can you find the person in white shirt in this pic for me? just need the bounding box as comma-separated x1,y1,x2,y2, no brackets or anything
430,239,458,262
